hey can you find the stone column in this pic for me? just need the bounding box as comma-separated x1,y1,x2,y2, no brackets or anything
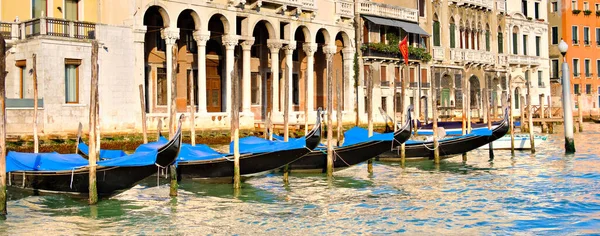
323,45,337,117
303,43,317,113
240,39,255,115
342,47,356,112
284,42,296,113
133,26,147,114
193,31,210,114
161,28,180,115
222,35,239,114
267,40,282,113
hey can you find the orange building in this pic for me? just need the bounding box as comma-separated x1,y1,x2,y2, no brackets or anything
555,0,600,114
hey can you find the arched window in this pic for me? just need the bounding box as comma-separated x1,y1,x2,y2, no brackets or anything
512,26,519,54
515,88,520,109
485,24,491,51
433,14,441,46
498,27,504,53
450,17,456,48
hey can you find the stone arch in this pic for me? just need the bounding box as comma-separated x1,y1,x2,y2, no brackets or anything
251,19,277,39
293,25,311,42
206,12,231,35
334,30,352,48
315,28,331,45
176,9,201,31
142,4,171,28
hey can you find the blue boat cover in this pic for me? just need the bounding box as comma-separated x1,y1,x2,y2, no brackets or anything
6,139,165,172
405,126,493,145
177,143,229,162
77,141,127,159
341,127,394,147
231,136,307,154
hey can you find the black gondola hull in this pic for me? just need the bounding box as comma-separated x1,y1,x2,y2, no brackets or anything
177,148,310,179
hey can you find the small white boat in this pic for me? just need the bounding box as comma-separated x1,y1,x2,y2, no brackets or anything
478,134,547,150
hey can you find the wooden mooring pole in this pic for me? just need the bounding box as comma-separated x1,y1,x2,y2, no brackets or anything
138,84,148,144
336,70,343,147
169,44,178,197
326,53,334,176
400,65,407,166
527,87,535,153
157,119,162,141
486,89,494,160
88,40,99,205
432,85,440,164
232,61,241,189
0,34,8,219
578,94,583,132
188,71,196,146
366,67,374,173
33,54,39,153
283,65,290,184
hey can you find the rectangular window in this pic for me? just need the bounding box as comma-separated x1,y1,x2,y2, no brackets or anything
574,84,580,94
513,33,518,54
584,1,589,10
64,0,78,20
573,26,579,44
597,3,600,11
523,35,528,55
293,74,299,105
380,26,386,44
538,71,543,87
522,0,528,16
596,28,600,45
410,68,416,83
552,2,558,12
32,0,47,18
450,24,456,48
586,84,592,94
64,59,81,104
498,32,504,53
573,58,580,76
363,23,369,44
535,2,540,19
251,73,259,105
585,59,591,76
419,0,425,17
598,86,600,94
486,30,490,51
584,27,590,45
381,97,387,112
597,60,600,77
535,36,541,56
525,70,530,83
433,21,441,46
157,68,167,105
16,60,26,99
552,59,559,78
552,26,558,44
572,0,578,10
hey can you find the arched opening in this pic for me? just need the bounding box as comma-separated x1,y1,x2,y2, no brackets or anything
514,87,521,109
469,75,481,110
491,77,500,116
433,14,440,47
498,26,504,53
206,14,228,112
176,9,200,111
314,28,329,110
485,24,491,51
143,6,169,112
294,26,310,113
333,32,347,111
252,20,276,120
449,17,456,48
512,26,519,54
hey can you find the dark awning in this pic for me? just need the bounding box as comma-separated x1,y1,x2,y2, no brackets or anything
363,15,429,36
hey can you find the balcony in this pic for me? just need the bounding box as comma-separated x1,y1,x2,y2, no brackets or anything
422,82,431,88
381,81,390,87
252,0,317,12
497,54,508,66
452,0,494,11
507,55,540,67
409,82,418,88
433,46,445,61
335,0,354,20
361,44,429,62
0,17,96,42
496,0,506,13
449,48,495,65
357,1,418,22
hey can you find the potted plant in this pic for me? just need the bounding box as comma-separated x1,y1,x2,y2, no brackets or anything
573,9,582,14
584,10,592,15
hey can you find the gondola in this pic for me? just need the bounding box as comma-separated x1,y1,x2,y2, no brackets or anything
286,108,413,173
175,111,322,180
377,108,510,161
5,116,184,197
414,120,502,136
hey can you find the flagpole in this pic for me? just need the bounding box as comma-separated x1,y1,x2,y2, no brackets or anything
398,36,409,166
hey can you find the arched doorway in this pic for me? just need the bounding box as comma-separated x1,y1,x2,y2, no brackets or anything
143,6,169,112
252,20,276,120
514,87,521,110
176,9,200,112
206,14,228,112
314,28,330,110
469,76,481,117
294,26,310,113
441,74,454,107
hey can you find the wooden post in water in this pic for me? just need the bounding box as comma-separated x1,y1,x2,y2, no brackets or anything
88,40,99,205
138,84,148,144
486,89,494,159
527,87,535,153
400,65,407,165
232,61,241,189
466,81,472,133
326,52,334,176
366,67,374,173
539,94,546,133
336,70,343,147
168,44,178,197
462,78,467,162
283,65,290,184
32,54,39,153
188,70,196,146
509,85,515,155
304,72,309,135
0,34,8,219
432,83,440,164
157,119,162,141
75,123,82,154
578,94,583,132
520,95,525,132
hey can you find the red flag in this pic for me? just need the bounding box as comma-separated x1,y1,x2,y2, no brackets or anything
398,36,409,65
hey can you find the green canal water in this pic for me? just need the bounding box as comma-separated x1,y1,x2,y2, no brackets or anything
2,124,600,234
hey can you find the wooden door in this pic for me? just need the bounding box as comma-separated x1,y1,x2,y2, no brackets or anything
206,58,221,112
442,88,450,107
263,72,272,120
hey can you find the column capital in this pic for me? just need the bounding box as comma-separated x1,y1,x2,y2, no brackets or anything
342,47,355,59
240,39,255,51
323,45,337,56
161,28,180,45
193,31,210,46
283,43,296,55
267,39,283,54
222,35,239,50
302,43,318,56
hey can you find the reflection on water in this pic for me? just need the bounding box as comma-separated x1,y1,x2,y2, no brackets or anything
2,124,600,234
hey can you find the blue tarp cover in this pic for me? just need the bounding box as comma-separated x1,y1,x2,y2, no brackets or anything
405,126,493,145
6,139,165,172
78,141,127,159
341,127,394,147
177,143,229,162
231,136,307,154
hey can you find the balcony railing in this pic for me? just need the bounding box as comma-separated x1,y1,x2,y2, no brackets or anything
453,0,494,10
422,82,431,88
433,46,444,61
336,0,354,19
409,82,418,88
1,17,96,41
358,1,418,22
497,54,508,65
449,48,495,65
538,82,546,88
496,0,506,13
381,81,390,87
507,55,540,66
